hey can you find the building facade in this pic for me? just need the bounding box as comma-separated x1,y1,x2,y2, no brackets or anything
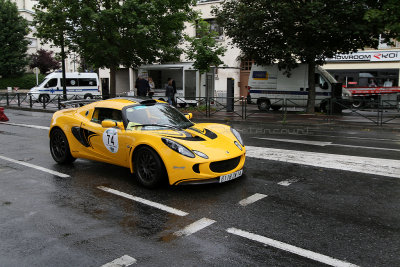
12,0,76,73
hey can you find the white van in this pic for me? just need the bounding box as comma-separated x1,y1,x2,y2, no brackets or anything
248,64,350,111
29,72,100,102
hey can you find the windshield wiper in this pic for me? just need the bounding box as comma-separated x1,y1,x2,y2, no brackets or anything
131,124,183,130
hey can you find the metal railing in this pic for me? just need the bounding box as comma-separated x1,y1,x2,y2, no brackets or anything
1,92,399,126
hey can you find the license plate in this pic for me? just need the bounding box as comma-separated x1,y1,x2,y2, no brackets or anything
219,169,243,183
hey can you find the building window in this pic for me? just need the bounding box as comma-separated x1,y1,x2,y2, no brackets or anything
196,19,223,38
240,60,253,71
27,38,37,48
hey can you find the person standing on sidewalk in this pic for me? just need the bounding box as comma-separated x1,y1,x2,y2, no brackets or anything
135,76,150,97
165,79,174,105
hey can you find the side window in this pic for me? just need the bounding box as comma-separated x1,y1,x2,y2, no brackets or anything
45,78,58,88
92,108,122,123
79,78,97,86
61,78,79,87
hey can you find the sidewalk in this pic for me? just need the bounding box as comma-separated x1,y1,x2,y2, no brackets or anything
189,109,400,133
2,100,400,133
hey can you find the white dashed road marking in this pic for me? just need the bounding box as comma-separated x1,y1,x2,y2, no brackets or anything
0,122,50,130
97,186,188,216
238,193,267,206
101,255,137,267
278,179,300,186
246,146,400,179
0,155,69,178
227,228,359,267
174,218,216,237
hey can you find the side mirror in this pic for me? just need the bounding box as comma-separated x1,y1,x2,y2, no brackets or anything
101,120,117,128
322,82,329,90
44,83,49,88
116,121,124,130
184,113,193,120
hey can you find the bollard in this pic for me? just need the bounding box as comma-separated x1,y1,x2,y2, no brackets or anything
0,107,9,122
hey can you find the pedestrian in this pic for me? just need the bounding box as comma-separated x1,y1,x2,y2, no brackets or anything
167,77,177,106
148,77,155,98
368,79,377,88
135,76,150,97
165,79,174,105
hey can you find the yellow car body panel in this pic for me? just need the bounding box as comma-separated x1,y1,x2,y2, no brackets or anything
49,98,246,185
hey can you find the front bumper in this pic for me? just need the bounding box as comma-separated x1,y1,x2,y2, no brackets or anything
167,153,246,185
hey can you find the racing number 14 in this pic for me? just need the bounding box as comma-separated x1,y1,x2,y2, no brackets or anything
107,134,115,145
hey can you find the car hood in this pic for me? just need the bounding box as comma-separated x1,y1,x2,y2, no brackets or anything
142,123,244,159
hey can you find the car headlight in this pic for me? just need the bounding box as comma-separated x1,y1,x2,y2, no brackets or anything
162,138,195,158
193,150,209,159
231,128,244,146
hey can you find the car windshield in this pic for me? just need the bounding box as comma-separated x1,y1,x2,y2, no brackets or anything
124,104,193,130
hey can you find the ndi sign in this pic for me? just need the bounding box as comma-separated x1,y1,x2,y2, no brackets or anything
327,51,400,62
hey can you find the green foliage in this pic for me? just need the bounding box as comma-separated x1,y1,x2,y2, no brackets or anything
34,0,196,96
0,73,46,89
184,19,226,74
214,0,383,113
365,0,400,42
0,0,30,78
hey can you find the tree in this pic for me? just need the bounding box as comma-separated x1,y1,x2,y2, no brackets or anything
185,19,226,97
214,0,383,113
34,0,74,99
34,0,195,98
29,49,60,74
0,0,29,78
365,0,400,42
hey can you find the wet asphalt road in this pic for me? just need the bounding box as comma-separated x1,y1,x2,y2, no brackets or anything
0,109,400,267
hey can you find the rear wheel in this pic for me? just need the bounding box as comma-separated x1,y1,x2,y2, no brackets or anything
257,99,270,111
84,93,93,99
50,128,76,164
134,146,166,188
39,94,50,103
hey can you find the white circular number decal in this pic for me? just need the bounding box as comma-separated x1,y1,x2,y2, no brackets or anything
103,128,119,153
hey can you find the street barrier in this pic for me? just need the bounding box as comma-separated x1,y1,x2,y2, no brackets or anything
1,92,399,126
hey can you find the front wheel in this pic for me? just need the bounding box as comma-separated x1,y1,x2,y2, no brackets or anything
134,146,166,188
50,128,76,164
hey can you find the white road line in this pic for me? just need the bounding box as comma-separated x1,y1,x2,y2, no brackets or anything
238,193,267,206
174,218,216,237
101,255,137,267
0,155,69,178
245,146,400,179
254,137,400,152
0,122,49,130
97,186,188,217
227,228,359,267
278,179,300,186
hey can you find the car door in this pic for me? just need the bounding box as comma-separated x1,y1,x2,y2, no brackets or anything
84,107,130,166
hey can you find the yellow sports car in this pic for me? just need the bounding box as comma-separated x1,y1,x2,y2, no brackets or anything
49,98,246,187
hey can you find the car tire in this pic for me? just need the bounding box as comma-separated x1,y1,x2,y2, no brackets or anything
134,146,166,188
178,103,187,108
50,128,76,164
257,100,270,111
39,94,50,103
84,93,93,100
